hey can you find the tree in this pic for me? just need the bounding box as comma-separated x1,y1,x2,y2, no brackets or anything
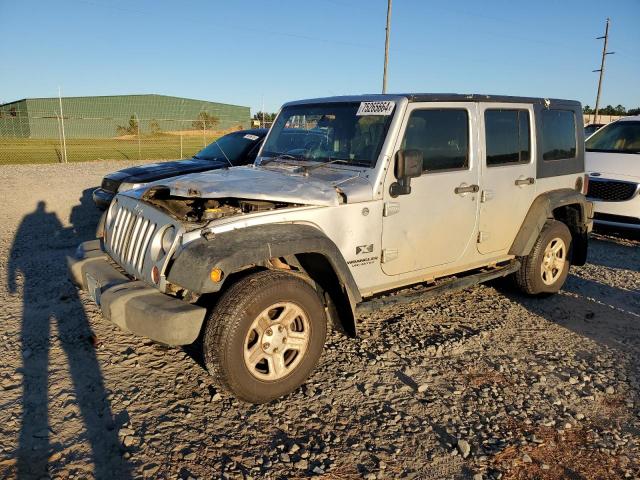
253,111,277,122
614,105,626,115
192,111,219,130
583,105,593,114
116,115,139,136
627,107,640,116
149,119,162,134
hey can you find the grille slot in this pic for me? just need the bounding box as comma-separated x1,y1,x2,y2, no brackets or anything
106,203,158,279
587,178,638,202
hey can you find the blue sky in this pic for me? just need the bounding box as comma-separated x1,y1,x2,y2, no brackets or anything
1,0,638,113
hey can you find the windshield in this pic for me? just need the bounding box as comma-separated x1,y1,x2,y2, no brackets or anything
586,121,640,154
194,131,262,162
260,102,395,167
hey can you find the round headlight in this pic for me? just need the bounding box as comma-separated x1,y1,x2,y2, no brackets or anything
161,226,176,254
151,225,177,261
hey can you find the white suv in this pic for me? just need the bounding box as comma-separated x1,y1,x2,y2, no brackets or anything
585,115,640,230
69,94,593,403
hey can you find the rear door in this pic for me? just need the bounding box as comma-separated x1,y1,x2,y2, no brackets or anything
477,104,536,254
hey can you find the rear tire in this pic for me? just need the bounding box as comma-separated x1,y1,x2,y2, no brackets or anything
203,270,327,403
514,220,572,295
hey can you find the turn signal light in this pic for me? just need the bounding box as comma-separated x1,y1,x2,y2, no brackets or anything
151,266,160,284
210,267,224,283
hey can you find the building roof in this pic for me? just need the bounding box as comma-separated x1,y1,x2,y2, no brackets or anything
0,94,247,109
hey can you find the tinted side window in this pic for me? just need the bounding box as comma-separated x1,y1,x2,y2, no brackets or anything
542,110,576,161
485,109,530,166
402,109,469,172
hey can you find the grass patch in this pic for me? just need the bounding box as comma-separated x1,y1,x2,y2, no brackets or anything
0,134,222,165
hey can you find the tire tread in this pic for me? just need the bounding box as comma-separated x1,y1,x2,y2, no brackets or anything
203,269,326,403
514,220,572,295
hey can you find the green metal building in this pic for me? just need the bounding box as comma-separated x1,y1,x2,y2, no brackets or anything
0,94,250,138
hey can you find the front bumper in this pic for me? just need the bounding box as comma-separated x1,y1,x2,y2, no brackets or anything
92,188,115,210
67,240,207,345
590,195,640,231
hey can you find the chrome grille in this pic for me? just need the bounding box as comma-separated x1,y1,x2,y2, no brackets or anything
105,201,157,279
587,178,638,202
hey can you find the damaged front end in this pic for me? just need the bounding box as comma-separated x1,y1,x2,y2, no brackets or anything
97,163,373,298
141,185,302,224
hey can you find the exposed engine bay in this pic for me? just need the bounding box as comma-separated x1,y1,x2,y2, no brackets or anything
142,186,300,223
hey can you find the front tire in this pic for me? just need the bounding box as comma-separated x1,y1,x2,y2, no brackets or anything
203,270,327,403
514,220,572,295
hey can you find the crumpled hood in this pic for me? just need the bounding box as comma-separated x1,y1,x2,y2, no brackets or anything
132,164,375,207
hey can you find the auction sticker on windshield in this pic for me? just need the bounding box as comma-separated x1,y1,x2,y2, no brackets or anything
243,134,260,141
357,101,395,116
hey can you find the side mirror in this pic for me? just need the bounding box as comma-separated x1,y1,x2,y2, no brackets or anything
390,149,423,197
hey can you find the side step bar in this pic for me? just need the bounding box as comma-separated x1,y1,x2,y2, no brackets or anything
356,260,520,314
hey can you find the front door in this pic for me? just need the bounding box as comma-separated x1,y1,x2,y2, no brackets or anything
477,104,536,254
381,103,480,276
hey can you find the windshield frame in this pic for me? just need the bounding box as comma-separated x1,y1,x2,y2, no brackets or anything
585,120,640,154
257,101,397,169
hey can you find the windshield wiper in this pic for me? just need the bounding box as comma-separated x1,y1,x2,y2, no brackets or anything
311,158,370,169
259,153,301,165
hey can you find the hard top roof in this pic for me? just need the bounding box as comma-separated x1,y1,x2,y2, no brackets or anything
283,93,580,108
617,115,640,122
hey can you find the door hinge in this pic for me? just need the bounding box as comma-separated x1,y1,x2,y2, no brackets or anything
381,248,398,263
477,231,490,243
383,202,400,217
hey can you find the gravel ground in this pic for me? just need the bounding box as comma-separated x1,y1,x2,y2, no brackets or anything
0,162,638,480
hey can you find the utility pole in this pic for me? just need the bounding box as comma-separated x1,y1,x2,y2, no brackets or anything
593,18,614,124
382,0,392,94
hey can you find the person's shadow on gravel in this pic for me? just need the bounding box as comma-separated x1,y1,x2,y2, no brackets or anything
8,197,131,479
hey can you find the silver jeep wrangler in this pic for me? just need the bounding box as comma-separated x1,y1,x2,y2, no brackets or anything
69,94,593,403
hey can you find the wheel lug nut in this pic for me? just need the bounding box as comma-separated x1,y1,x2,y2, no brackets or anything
263,342,270,349
266,328,273,336
282,337,287,343
278,326,283,333
273,347,279,353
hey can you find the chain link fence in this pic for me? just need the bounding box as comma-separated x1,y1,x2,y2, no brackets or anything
0,110,247,164
583,114,623,125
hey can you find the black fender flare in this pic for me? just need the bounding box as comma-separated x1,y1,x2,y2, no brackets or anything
167,222,362,311
509,189,593,264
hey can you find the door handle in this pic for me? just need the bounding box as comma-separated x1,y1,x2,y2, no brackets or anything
515,177,535,186
454,184,479,195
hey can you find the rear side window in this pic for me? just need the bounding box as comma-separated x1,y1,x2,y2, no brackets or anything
541,110,577,161
402,109,469,172
485,109,530,166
